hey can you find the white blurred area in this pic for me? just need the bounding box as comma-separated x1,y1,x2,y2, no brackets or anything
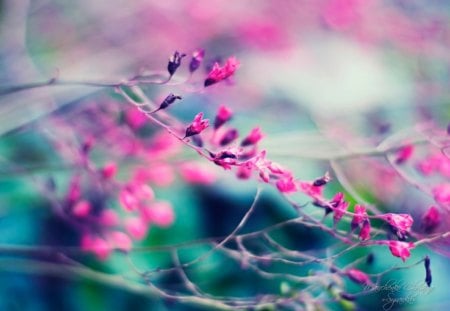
245,35,414,115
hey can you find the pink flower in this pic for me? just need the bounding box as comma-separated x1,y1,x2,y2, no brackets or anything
81,234,111,260
125,217,149,240
346,268,371,285
179,162,216,184
299,182,324,198
333,200,349,225
119,183,155,211
101,162,117,180
142,201,175,227
386,241,415,262
204,57,240,87
351,205,367,230
422,206,440,233
359,219,371,241
108,231,132,252
185,112,209,138
241,127,264,146
276,177,297,193
433,183,450,205
72,200,91,218
125,108,147,130
395,145,414,164
99,209,119,227
380,213,413,237
214,105,233,129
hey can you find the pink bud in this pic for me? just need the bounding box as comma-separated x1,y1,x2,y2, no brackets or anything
432,183,450,205
380,213,413,235
351,205,367,230
359,219,371,241
142,201,175,227
81,234,111,260
422,206,440,233
395,145,414,164
204,57,240,87
387,241,415,262
99,209,119,227
125,217,148,240
276,177,297,193
119,189,139,211
108,231,132,252
125,108,148,130
101,162,117,179
241,127,263,146
72,200,91,218
214,105,233,129
179,162,216,184
185,112,210,138
346,268,371,285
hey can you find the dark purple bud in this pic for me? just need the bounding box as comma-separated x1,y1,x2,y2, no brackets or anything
217,151,237,159
313,172,331,187
204,78,216,87
189,49,205,73
167,51,186,76
340,292,356,301
366,253,375,265
219,129,239,146
424,256,432,287
153,93,181,113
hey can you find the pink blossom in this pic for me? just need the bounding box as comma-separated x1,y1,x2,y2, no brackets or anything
125,108,147,130
119,188,139,211
141,201,175,227
179,162,216,184
101,162,117,180
241,127,264,146
81,234,111,260
237,165,253,180
72,200,91,218
422,206,440,233
108,231,132,252
333,200,349,225
119,183,155,211
139,163,174,187
276,177,297,193
125,217,149,240
386,241,415,262
395,145,414,164
204,57,240,87
380,213,413,236
185,112,209,138
299,182,323,198
346,268,371,285
214,105,233,129
359,219,371,241
99,209,119,227
351,205,367,230
432,183,450,205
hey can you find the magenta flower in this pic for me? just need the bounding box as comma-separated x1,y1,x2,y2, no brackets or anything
241,127,264,146
359,219,371,241
351,204,367,230
386,241,415,262
346,268,371,285
204,57,240,87
184,112,209,138
108,231,132,253
395,144,414,164
421,206,440,233
276,177,297,193
380,213,413,237
214,105,233,129
72,200,91,218
432,183,450,205
332,196,349,225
